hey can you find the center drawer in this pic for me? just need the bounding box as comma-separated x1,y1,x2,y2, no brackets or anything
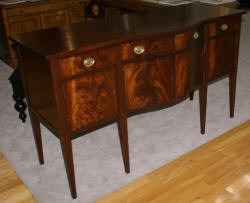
121,31,197,61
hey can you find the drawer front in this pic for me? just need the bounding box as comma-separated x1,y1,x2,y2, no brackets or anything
64,68,118,132
121,31,198,61
121,36,175,61
207,16,241,38
59,47,116,80
8,14,42,35
6,0,85,16
41,9,69,29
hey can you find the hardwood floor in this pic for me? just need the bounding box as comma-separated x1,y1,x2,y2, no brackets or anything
0,152,37,203
97,120,250,203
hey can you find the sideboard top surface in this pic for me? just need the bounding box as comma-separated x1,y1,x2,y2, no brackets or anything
11,3,245,59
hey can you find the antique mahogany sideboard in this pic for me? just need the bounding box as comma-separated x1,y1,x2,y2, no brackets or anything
11,3,244,199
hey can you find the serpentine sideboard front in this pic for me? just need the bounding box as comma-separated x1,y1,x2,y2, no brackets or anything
11,3,245,199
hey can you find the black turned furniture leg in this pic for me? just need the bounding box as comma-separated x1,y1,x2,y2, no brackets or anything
189,91,194,100
9,68,27,122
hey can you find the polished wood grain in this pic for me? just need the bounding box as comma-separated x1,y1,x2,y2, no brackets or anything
65,67,118,132
102,0,164,11
116,46,130,174
49,59,77,198
121,37,174,61
175,50,191,99
0,0,90,67
124,56,174,112
0,152,37,203
11,3,244,59
207,34,235,80
40,9,69,29
13,3,245,199
207,16,241,38
59,46,116,80
19,47,59,131
97,120,250,203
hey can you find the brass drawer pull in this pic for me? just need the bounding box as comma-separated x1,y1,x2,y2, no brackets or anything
133,45,145,55
193,32,199,39
83,58,95,67
221,24,228,31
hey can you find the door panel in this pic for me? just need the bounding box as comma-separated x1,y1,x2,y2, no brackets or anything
65,68,118,132
124,56,175,112
207,34,236,81
175,44,203,99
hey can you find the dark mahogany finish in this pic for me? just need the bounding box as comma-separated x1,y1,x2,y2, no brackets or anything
11,3,244,199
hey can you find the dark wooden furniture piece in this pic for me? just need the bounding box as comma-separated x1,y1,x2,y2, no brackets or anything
102,0,240,11
0,0,90,122
11,3,244,199
0,0,90,68
85,0,121,19
238,0,250,8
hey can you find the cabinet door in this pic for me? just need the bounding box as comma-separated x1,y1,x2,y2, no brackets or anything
175,44,203,99
64,68,118,132
41,10,69,29
124,56,174,112
207,34,236,81
8,14,41,35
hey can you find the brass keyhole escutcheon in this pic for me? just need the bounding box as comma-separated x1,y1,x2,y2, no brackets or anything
221,24,228,31
83,58,95,67
193,32,199,40
133,46,145,55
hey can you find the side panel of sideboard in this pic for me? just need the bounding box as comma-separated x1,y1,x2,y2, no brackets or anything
18,46,59,132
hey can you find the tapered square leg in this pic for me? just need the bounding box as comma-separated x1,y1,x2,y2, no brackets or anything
199,85,207,135
229,71,237,118
59,136,77,199
29,110,44,164
117,117,130,174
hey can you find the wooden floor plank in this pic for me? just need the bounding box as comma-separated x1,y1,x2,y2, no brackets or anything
0,152,37,203
96,120,250,203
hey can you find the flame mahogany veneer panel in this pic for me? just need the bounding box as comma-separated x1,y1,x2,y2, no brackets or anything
124,56,174,111
64,68,118,132
207,34,236,81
